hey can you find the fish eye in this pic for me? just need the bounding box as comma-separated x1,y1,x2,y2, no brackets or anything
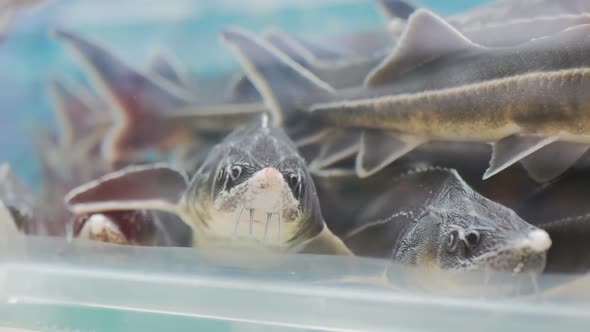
465,231,480,246
286,172,303,199
289,173,300,189
230,165,242,180
446,230,459,252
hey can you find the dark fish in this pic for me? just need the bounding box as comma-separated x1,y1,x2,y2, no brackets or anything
342,167,550,273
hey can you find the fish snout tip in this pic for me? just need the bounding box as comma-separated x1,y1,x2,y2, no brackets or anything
516,229,552,253
261,167,283,185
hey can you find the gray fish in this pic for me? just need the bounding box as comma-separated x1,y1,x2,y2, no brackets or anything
342,167,551,273
221,9,590,181
380,0,590,28
65,123,351,254
448,0,590,28
313,141,541,232
53,29,266,167
388,1,590,47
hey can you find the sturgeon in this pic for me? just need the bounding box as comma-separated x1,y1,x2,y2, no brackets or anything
65,122,351,255
343,167,551,273
380,0,590,28
221,9,590,181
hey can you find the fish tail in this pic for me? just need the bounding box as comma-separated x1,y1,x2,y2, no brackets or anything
52,29,193,166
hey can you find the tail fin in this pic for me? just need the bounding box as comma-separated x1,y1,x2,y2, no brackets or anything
47,77,109,148
220,28,334,126
52,29,196,165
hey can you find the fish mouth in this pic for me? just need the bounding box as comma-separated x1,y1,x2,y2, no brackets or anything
478,229,551,274
207,167,302,247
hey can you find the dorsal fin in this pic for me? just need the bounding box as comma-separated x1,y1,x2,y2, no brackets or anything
146,47,192,88
365,9,483,87
65,164,188,218
220,27,334,126
53,29,197,165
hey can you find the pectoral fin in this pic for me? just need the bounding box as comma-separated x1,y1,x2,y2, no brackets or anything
356,130,425,178
520,141,590,183
300,224,353,255
65,164,188,217
483,135,559,180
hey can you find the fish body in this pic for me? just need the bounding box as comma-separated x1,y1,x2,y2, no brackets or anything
66,123,350,255
222,9,590,180
342,167,550,273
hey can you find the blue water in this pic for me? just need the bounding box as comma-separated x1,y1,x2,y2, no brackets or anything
0,0,489,187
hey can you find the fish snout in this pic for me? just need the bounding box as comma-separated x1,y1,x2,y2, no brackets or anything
515,229,552,253
246,167,286,212
482,229,551,274
261,167,283,187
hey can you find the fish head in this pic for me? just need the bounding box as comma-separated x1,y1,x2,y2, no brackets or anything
187,124,323,250
434,189,551,274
